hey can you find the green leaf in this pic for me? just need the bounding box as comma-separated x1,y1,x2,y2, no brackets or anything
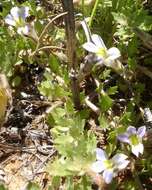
107,86,118,95
49,55,60,74
120,112,132,126
51,108,66,122
12,76,22,87
55,126,70,132
112,12,128,26
99,69,111,80
54,84,69,98
65,99,75,114
99,114,109,129
116,126,126,134
47,158,74,176
51,176,61,189
47,114,55,126
64,177,74,190
26,182,40,190
55,135,74,145
128,57,137,70
108,180,118,190
106,143,116,156
100,93,113,111
0,184,8,190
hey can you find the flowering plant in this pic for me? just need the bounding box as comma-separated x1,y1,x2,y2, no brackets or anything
5,6,38,40
91,148,129,184
118,126,146,157
82,34,121,68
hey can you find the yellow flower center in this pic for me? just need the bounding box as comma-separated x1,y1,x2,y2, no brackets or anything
104,159,113,169
15,17,25,27
96,48,107,58
130,135,139,145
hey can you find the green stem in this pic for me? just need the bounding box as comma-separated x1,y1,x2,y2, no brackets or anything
89,0,100,27
133,170,144,190
131,159,144,190
81,0,85,15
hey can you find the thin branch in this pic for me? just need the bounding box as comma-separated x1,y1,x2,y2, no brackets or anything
39,12,67,42
137,65,152,80
37,46,65,52
32,12,67,56
133,27,152,51
85,96,100,115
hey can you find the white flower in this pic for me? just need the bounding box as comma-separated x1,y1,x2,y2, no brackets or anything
5,6,38,40
82,34,121,67
5,6,29,35
91,148,129,184
118,126,146,157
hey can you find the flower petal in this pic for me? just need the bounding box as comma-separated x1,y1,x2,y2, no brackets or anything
91,34,106,49
117,160,130,170
137,126,146,138
85,54,103,64
10,7,21,19
91,160,106,173
131,144,141,157
17,26,26,35
96,148,108,161
28,26,38,41
117,134,130,143
112,154,129,170
127,126,137,135
96,57,104,65
112,153,128,163
103,58,114,67
5,14,16,26
103,169,114,184
19,6,29,19
82,42,99,53
10,6,29,20
138,143,144,154
107,47,121,60
17,25,30,35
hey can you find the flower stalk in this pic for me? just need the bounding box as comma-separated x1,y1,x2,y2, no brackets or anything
61,0,80,110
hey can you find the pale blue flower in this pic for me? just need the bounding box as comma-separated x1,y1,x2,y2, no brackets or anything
5,6,38,41
5,6,29,35
91,148,129,184
82,34,121,67
118,126,146,157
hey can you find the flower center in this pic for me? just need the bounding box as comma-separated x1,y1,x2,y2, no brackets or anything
15,17,25,27
104,159,113,169
130,135,139,145
96,48,107,58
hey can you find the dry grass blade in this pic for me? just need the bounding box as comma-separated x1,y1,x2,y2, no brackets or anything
0,74,12,126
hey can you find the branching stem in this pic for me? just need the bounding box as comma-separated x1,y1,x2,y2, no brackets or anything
32,12,67,56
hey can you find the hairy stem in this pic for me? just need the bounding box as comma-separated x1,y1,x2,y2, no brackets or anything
61,0,81,110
